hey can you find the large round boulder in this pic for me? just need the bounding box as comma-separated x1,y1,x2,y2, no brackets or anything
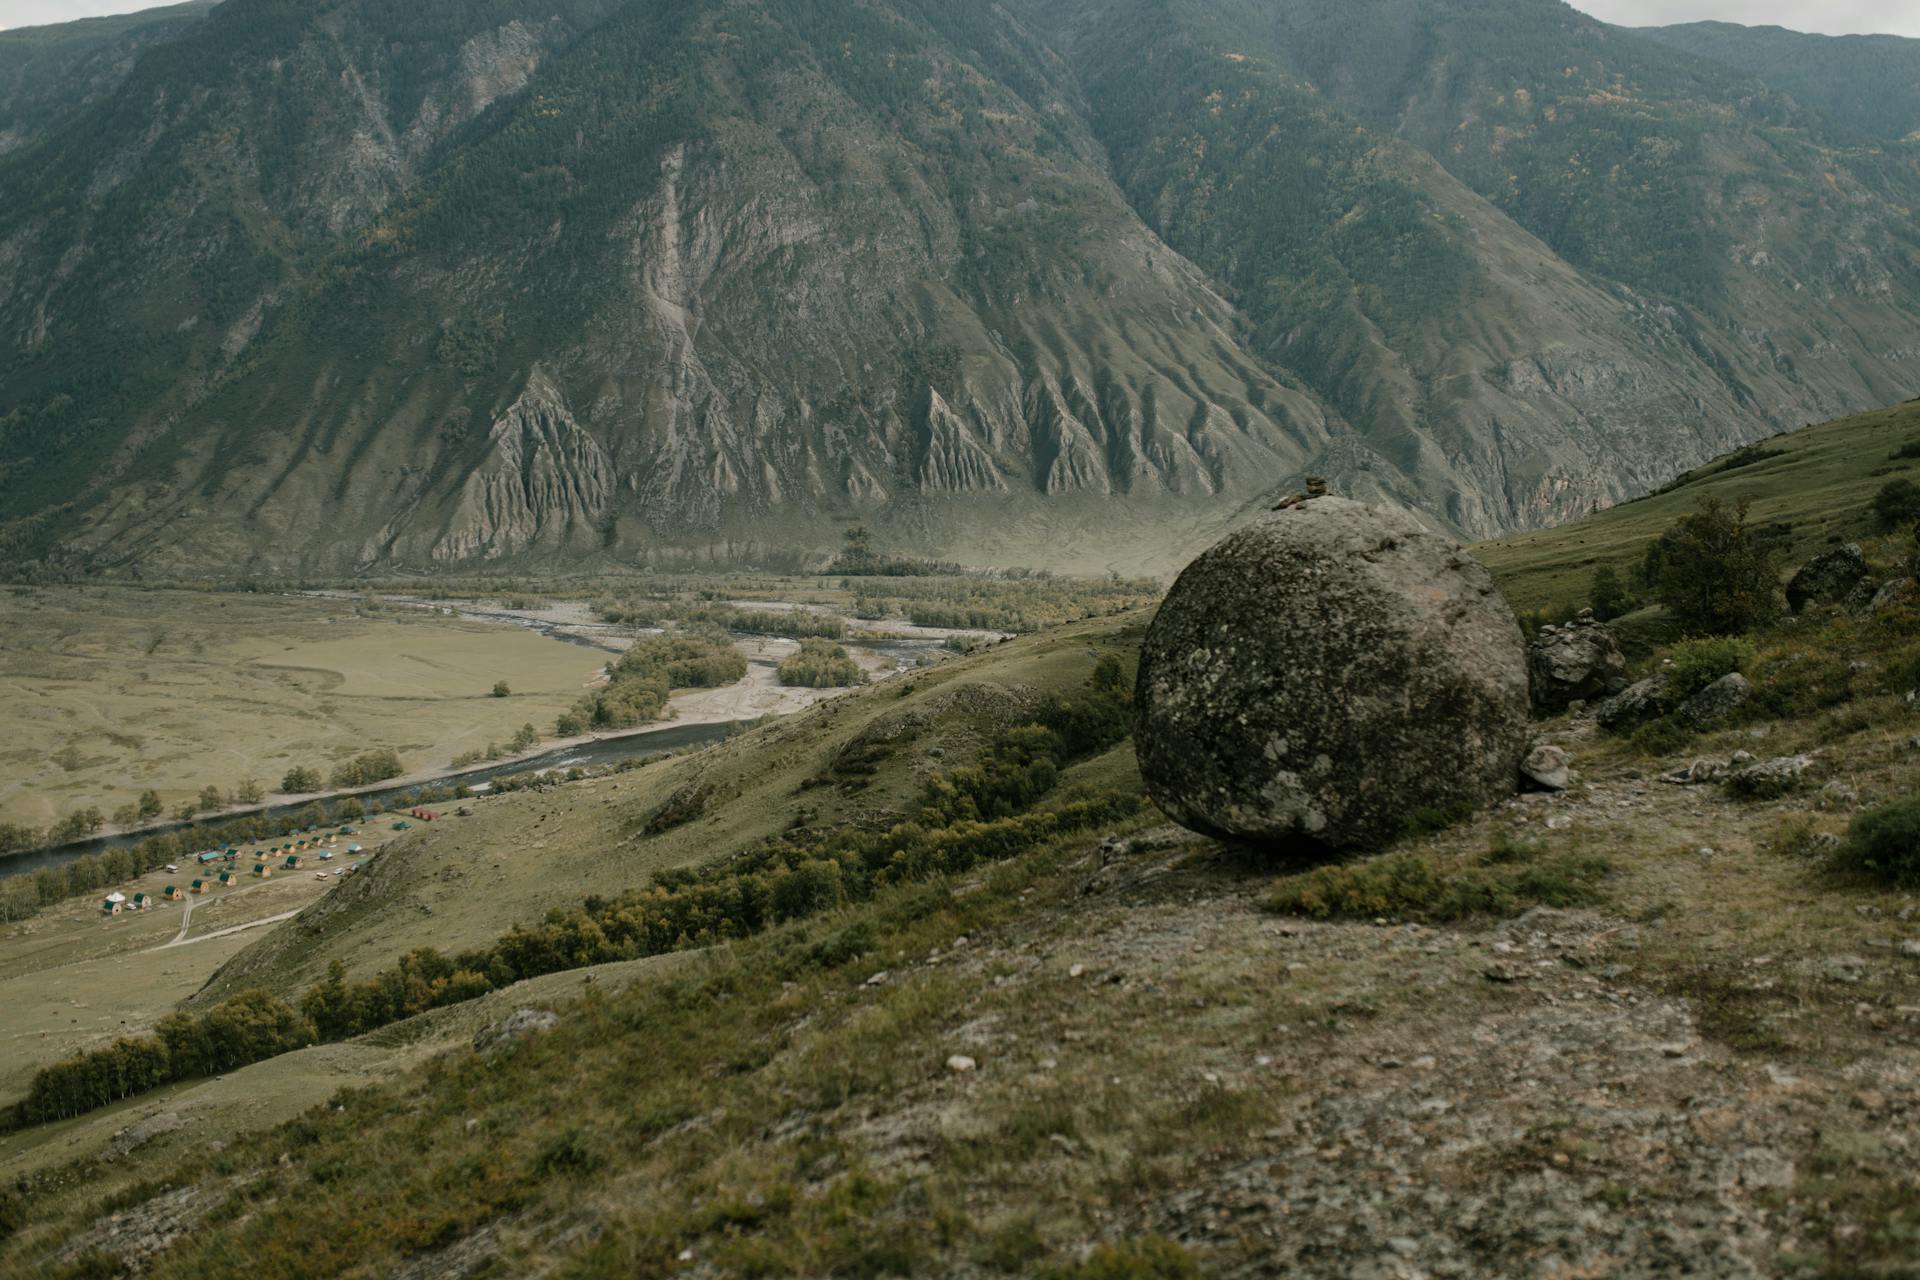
1135,498,1530,852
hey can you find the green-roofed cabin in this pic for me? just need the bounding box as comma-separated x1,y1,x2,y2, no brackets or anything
190,879,208,894
164,885,184,901
254,863,271,878
101,898,121,916
130,893,149,909
218,871,238,886
284,854,301,868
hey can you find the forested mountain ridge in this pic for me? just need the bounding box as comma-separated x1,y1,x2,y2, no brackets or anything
0,0,217,154
1641,20,1920,143
1,0,1917,576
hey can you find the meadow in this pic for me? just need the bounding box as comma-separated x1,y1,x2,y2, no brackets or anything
0,588,609,832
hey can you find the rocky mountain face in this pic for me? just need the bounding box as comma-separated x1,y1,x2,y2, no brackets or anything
1,0,1917,576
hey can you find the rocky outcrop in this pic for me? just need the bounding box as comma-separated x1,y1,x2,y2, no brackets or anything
1675,673,1753,729
432,370,612,561
1527,612,1629,712
1872,578,1918,613
1726,754,1815,799
1134,497,1531,852
473,1007,560,1054
1787,545,1871,613
1594,677,1671,731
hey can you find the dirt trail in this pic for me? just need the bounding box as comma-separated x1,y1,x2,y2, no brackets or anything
147,908,300,953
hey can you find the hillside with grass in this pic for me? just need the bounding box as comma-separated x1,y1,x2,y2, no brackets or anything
4,407,1920,1273
1477,397,1920,616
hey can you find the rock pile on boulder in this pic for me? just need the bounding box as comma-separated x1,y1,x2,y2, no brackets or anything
1134,497,1531,852
1527,611,1628,711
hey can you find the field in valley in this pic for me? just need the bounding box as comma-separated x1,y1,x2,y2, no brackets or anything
0,588,610,832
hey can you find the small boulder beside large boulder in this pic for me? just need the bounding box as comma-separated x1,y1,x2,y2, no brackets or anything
1134,497,1531,853
1527,611,1629,711
1674,672,1753,729
1786,545,1870,613
1594,676,1670,731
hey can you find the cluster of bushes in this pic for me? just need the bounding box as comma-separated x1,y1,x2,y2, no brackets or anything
330,749,405,789
824,526,960,577
1872,477,1920,529
777,639,867,688
14,991,313,1125
451,724,541,769
557,629,746,734
1833,798,1920,887
43,807,104,845
690,605,846,639
591,596,669,626
0,787,230,856
1266,834,1612,922
841,573,1160,634
588,599,849,640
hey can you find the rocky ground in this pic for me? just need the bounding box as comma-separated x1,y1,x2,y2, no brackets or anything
760,715,1919,1278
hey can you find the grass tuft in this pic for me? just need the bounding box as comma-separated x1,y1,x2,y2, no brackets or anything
1264,835,1610,922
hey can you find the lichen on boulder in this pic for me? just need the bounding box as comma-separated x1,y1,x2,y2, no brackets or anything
1134,497,1531,853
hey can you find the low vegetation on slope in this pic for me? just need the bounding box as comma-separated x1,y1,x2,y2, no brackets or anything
1477,399,1920,615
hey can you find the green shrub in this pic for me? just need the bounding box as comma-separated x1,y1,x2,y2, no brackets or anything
1871,478,1920,529
1664,635,1754,701
329,749,404,789
1832,799,1920,887
1265,840,1610,922
1040,1237,1203,1280
561,628,747,732
777,638,868,688
1642,497,1782,635
1746,648,1858,719
1627,717,1693,757
281,766,323,793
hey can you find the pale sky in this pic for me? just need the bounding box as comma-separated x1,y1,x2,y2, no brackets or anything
1574,0,1920,38
2,0,1919,37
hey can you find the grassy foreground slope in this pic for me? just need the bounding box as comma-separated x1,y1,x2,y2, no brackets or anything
1477,398,1920,613
6,414,1920,1275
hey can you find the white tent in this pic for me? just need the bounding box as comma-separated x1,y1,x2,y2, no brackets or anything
105,891,126,904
